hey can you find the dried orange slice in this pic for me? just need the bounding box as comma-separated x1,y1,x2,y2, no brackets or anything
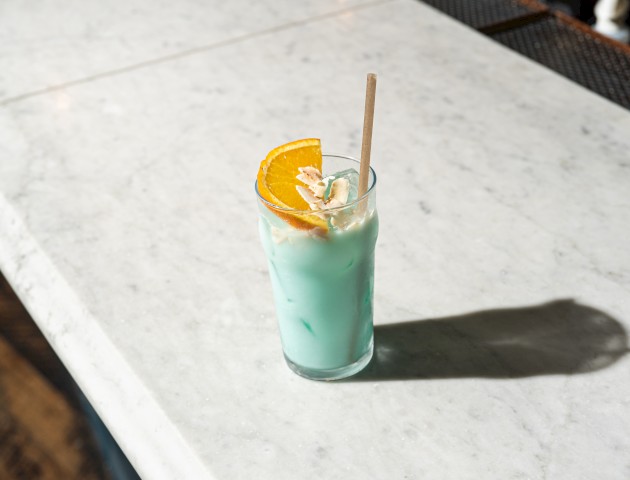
257,138,328,231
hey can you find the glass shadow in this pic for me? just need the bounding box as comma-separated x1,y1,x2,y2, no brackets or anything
350,300,628,381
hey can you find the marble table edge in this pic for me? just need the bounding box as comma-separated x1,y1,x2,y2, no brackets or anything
0,194,212,478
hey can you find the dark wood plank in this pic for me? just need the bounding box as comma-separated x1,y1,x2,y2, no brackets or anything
0,273,109,479
0,276,76,405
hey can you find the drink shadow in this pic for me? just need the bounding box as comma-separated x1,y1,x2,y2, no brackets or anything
349,300,628,381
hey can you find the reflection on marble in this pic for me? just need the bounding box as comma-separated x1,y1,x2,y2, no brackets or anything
1,0,630,478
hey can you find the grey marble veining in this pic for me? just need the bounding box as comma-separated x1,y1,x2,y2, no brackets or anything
1,0,630,478
0,0,388,103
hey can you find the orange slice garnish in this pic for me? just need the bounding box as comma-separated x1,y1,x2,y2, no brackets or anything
257,138,328,231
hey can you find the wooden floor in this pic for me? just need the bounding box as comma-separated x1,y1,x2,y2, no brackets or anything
0,274,110,479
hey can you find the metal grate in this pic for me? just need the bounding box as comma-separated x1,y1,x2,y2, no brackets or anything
418,0,630,110
492,15,630,108
422,0,546,29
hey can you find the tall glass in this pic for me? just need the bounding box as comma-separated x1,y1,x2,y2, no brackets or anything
256,155,378,380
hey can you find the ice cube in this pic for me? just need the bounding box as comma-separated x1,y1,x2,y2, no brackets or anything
322,168,359,202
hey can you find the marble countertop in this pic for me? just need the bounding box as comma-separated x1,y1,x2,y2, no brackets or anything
1,0,630,478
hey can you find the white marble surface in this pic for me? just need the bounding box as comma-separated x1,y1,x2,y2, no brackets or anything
1,0,630,478
0,0,385,103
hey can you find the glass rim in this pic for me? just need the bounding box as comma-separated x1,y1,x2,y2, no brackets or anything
254,154,377,215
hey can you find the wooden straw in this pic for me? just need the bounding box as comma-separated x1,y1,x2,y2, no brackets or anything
358,73,377,198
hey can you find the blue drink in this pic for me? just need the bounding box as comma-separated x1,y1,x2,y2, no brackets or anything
257,155,377,380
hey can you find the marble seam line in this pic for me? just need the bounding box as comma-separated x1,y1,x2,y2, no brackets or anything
0,0,398,107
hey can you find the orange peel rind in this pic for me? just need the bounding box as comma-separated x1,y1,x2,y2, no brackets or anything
257,138,328,232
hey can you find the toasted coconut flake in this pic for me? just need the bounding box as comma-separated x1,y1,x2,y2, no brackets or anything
324,198,343,209
310,180,328,199
328,178,349,205
294,166,362,230
296,185,320,205
297,166,323,186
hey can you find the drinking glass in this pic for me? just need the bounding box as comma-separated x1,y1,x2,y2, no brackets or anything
256,155,378,380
